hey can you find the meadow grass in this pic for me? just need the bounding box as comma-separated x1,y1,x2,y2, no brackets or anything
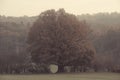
0,72,120,80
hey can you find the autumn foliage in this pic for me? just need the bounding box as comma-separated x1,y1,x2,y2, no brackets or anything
27,9,95,72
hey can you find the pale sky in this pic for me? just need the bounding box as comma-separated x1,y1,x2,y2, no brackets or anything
0,0,120,16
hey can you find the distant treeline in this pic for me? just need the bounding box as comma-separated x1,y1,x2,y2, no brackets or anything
0,12,120,74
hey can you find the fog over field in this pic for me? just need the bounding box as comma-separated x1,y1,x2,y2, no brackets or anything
0,0,120,80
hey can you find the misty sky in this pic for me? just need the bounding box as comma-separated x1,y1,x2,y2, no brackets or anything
0,0,120,16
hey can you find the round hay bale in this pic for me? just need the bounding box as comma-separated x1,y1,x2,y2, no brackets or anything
49,64,58,73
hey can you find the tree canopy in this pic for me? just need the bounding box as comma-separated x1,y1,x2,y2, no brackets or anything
27,9,95,72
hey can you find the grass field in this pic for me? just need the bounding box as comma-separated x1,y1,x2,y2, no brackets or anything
0,72,120,80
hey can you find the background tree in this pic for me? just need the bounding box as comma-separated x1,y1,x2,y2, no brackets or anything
93,29,120,72
27,9,95,72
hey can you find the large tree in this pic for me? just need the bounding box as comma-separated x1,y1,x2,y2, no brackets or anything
27,9,95,72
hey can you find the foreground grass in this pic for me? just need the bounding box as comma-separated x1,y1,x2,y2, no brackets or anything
0,72,120,80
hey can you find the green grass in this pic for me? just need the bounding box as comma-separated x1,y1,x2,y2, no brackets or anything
0,72,120,80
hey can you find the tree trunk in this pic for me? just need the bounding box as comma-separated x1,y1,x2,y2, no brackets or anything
58,65,64,73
